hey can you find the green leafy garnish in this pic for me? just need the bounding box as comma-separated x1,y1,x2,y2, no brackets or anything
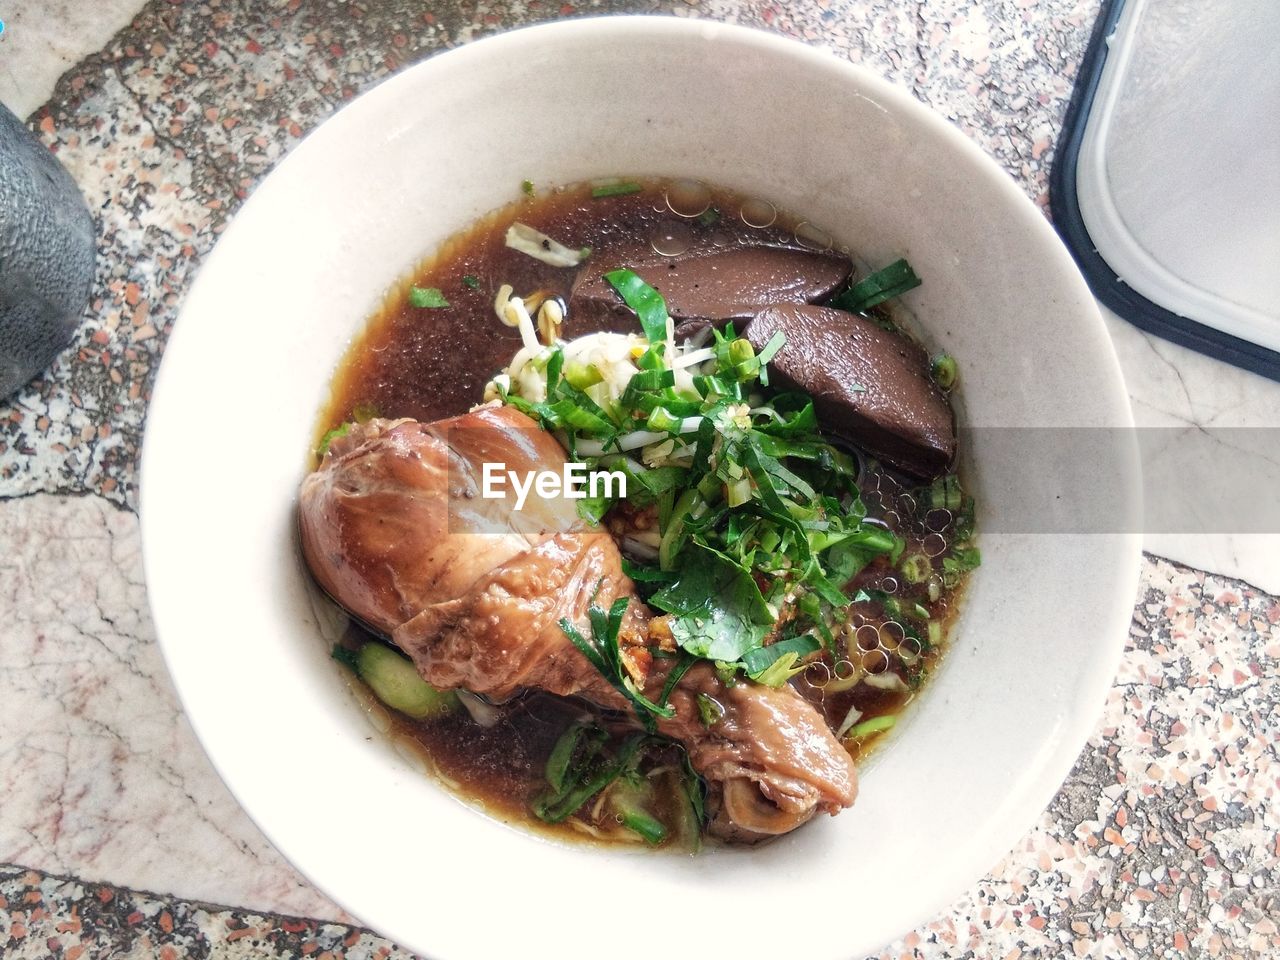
533,724,648,822
461,274,481,289
931,353,957,389
330,643,360,671
648,549,772,662
696,692,724,727
603,268,671,346
493,267,927,689
351,401,379,423
409,286,449,308
845,714,897,740
696,207,721,228
591,181,642,198
315,422,350,458
740,634,821,681
942,545,982,587
831,258,921,313
521,178,535,196
560,597,674,731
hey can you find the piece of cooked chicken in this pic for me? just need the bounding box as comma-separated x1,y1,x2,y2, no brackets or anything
299,406,857,840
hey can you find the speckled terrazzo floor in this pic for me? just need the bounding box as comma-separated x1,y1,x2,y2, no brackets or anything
1,1,1277,959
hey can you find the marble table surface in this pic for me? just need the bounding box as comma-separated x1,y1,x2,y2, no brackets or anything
1,1,1277,958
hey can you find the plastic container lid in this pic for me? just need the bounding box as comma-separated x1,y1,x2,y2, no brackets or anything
1051,0,1280,379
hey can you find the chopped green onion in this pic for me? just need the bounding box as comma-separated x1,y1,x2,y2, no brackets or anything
728,338,755,366
900,553,931,583
845,714,897,740
929,474,963,511
533,731,648,823
619,808,668,845
545,722,602,794
927,620,943,647
330,643,359,671
462,274,481,289
592,181,643,198
560,598,675,730
316,422,350,458
751,651,807,687
941,545,982,587
932,353,957,389
696,692,724,727
604,268,671,345
352,401,379,423
696,207,721,228
409,286,449,308
740,633,821,678
724,475,753,507
830,258,921,313
521,178,534,196
646,406,681,433
563,359,603,390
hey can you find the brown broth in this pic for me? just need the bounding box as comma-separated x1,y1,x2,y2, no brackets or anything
317,178,969,844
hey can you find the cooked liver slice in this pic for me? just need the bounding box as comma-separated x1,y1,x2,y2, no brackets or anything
744,304,956,479
570,244,852,332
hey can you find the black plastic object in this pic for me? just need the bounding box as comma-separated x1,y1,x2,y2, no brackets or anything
0,103,96,399
1049,0,1280,382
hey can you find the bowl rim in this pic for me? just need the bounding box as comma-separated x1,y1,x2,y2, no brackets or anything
141,14,1142,960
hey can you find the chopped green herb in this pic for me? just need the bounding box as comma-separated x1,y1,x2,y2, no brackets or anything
926,620,943,647
752,652,809,687
714,661,740,688
409,286,449,308
315,422,350,458
461,274,481,289
330,644,360,672
741,634,822,682
900,552,932,584
830,258,921,313
845,714,897,740
490,266,925,688
533,726,649,823
560,597,674,730
619,807,667,845
927,473,963,511
931,353,957,389
696,692,725,727
942,544,982,587
657,652,697,710
591,181,643,198
521,178,535,196
351,401,379,423
604,268,671,345
696,207,721,228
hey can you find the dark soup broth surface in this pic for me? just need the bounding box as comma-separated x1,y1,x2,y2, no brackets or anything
310,177,977,849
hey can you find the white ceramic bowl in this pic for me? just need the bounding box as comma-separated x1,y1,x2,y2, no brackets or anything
142,17,1141,960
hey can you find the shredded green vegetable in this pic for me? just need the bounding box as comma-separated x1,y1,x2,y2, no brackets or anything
494,268,904,684
846,714,897,740
408,286,449,308
830,258,921,313
931,353,957,389
560,596,674,731
592,181,643,198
